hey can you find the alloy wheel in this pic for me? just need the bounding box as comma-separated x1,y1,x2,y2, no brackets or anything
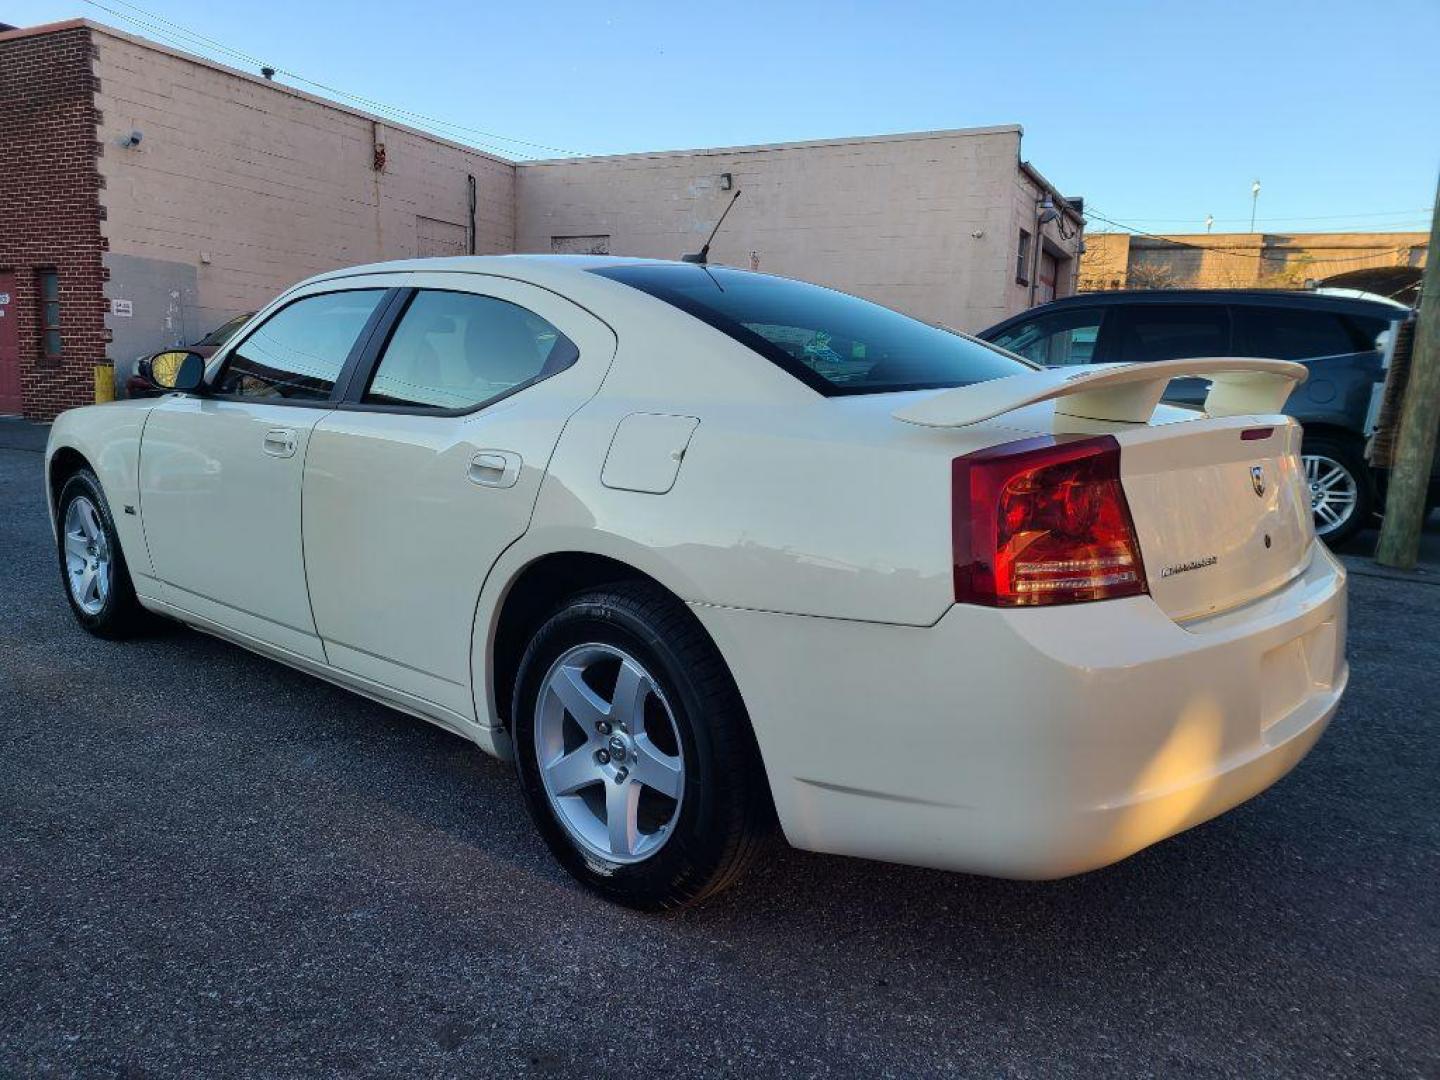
63,495,112,616
63,498,112,616
1302,453,1359,537
534,643,685,864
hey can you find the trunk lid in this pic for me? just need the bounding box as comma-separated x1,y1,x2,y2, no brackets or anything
890,355,1315,623
966,408,1314,622
1112,416,1313,621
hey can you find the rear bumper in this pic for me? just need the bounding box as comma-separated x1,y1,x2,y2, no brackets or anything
692,542,1347,879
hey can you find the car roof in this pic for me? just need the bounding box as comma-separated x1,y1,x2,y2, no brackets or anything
298,253,668,290
996,288,1407,321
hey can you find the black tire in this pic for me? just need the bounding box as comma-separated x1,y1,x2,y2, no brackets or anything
512,581,770,910
55,468,149,639
1301,434,1373,549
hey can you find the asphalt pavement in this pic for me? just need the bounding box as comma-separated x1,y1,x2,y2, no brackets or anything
1,439,1436,1078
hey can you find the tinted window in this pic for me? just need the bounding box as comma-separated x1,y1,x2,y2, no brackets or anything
197,312,255,348
1234,306,1369,360
990,308,1104,366
592,264,1027,395
1112,304,1229,363
364,291,578,411
218,290,384,400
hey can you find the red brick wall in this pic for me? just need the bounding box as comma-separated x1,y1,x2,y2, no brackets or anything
0,24,106,421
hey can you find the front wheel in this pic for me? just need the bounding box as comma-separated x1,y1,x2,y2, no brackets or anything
1301,436,1373,548
511,582,770,910
55,469,148,638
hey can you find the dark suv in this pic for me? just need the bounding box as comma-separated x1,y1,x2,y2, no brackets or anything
979,289,1417,546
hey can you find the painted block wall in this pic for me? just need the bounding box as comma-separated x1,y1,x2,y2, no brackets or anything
2,18,1084,416
516,127,1081,331
91,25,515,379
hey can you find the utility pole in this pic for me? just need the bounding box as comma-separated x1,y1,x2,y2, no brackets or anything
1375,174,1440,569
1249,180,1261,233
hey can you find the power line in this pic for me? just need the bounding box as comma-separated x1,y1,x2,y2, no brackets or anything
82,0,563,158
88,0,579,157
80,0,587,159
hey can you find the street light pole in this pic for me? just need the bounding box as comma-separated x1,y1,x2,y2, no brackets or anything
1249,180,1261,233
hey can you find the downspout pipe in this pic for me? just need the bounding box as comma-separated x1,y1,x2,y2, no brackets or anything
1029,207,1043,308
467,174,478,255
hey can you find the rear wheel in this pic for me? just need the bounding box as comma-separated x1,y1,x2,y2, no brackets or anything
55,469,148,638
1301,435,1372,548
511,582,769,910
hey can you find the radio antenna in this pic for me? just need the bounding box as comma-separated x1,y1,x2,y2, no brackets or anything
682,190,742,264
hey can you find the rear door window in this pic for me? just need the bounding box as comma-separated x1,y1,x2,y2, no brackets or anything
1109,305,1231,363
989,308,1106,366
1234,306,1372,360
362,290,578,411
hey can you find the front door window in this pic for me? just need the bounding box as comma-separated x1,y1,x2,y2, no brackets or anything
216,290,387,401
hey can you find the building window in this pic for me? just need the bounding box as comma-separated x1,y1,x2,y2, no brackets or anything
38,269,61,360
1016,230,1032,286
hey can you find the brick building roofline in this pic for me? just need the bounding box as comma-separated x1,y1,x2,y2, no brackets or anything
0,17,87,43
521,124,1025,167
1018,159,1085,226
0,21,1049,182
1090,230,1427,247
0,18,518,168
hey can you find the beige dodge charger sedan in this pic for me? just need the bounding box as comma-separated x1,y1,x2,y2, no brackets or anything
46,256,1347,908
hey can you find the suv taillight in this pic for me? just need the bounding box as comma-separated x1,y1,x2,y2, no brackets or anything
952,435,1148,607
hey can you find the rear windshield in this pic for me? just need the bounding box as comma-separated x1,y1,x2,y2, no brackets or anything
591,264,1030,395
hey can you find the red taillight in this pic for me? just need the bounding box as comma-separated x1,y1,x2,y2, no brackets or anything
952,435,1149,607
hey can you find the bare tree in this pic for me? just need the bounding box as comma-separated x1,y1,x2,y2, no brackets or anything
1077,233,1128,292
1126,261,1183,290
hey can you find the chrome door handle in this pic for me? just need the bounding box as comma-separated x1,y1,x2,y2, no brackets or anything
262,429,297,458
468,450,522,488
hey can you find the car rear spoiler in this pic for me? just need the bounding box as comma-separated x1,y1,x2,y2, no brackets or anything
892,357,1308,429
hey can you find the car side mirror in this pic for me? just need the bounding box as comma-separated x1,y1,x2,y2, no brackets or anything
147,350,206,393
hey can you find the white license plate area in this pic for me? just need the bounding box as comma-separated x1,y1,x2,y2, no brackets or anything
1259,618,1338,732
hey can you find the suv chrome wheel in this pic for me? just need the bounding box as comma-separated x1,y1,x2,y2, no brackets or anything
534,643,685,864
62,495,112,616
1303,453,1359,537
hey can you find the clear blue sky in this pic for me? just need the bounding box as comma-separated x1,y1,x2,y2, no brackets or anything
12,0,1439,234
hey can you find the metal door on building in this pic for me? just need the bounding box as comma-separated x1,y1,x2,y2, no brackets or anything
1038,251,1059,304
0,273,21,414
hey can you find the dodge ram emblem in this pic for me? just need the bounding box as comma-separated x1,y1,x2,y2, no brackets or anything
1250,465,1266,498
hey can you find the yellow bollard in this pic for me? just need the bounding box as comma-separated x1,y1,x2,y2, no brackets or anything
94,363,115,404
